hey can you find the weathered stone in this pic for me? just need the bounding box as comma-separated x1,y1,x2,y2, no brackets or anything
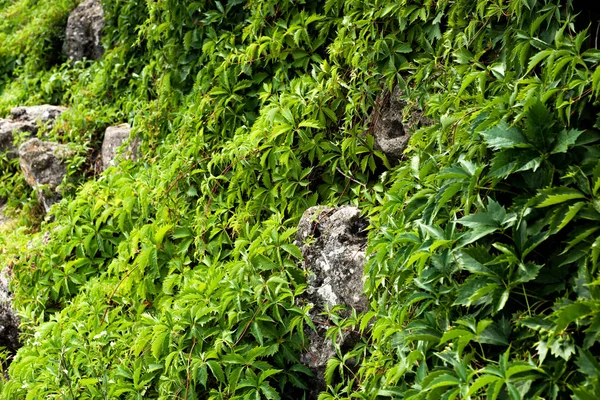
0,204,9,228
295,206,368,398
101,124,138,170
19,138,72,213
63,0,105,61
0,120,37,158
0,105,65,158
0,269,20,354
372,86,431,162
0,205,20,354
10,105,67,126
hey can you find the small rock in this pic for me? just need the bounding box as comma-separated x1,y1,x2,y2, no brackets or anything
372,86,430,162
100,124,138,170
19,138,72,213
0,204,9,227
0,269,20,354
63,0,105,61
295,206,368,398
0,120,36,158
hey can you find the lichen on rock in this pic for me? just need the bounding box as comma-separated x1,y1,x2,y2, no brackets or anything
0,105,66,159
63,0,105,61
295,205,368,398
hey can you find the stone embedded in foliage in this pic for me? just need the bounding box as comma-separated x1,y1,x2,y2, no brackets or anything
0,120,36,158
294,206,368,398
10,105,66,126
63,0,105,61
100,124,138,170
0,269,20,354
19,138,73,213
372,86,431,162
0,105,65,158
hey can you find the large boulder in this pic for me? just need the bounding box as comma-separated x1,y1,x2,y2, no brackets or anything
63,0,105,61
372,86,430,163
19,139,72,213
100,124,138,170
294,206,368,398
0,105,66,158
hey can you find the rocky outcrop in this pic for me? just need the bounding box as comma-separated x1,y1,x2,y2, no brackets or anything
0,105,66,158
19,139,72,213
372,86,430,162
295,206,368,398
64,0,105,61
101,124,138,170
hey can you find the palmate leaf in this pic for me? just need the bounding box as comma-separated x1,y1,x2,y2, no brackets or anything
524,100,555,151
458,200,513,244
550,336,576,361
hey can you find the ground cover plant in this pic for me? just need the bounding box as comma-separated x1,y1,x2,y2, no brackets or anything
0,0,600,398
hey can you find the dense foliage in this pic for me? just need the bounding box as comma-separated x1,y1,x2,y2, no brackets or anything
1,0,600,398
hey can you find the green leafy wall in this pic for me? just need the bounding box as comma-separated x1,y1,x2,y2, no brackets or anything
1,0,600,399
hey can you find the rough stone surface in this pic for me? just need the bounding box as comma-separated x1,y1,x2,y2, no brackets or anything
101,124,137,170
10,105,66,125
0,204,8,227
0,105,65,158
294,206,368,398
372,86,431,162
0,120,36,158
0,203,19,354
19,138,72,213
63,0,105,61
0,269,20,354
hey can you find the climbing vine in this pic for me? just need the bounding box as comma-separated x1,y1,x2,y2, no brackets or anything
0,0,599,399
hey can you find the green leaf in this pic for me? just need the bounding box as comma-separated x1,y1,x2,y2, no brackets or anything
481,122,529,150
555,303,591,332
467,374,500,396
280,243,302,259
207,360,225,383
426,374,461,390
576,347,600,378
551,129,584,154
533,187,586,207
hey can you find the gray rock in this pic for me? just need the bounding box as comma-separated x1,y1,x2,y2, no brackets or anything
0,205,9,228
372,86,430,162
19,138,72,213
0,269,20,354
63,0,105,61
295,206,368,398
0,206,20,354
101,124,138,170
0,105,65,158
10,105,66,126
0,120,36,158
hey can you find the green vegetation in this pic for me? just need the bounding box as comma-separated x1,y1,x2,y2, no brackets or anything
1,0,600,398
